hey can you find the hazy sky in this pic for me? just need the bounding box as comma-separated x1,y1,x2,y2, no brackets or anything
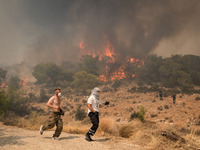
0,0,200,66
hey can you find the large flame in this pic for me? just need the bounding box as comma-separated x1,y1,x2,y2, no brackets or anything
79,40,144,82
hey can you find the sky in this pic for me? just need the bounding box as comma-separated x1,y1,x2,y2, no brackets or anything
0,0,200,66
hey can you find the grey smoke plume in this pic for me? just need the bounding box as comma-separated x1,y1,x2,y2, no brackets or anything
0,0,200,66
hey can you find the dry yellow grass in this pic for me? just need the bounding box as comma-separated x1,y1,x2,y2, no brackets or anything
16,112,46,130
63,121,88,134
2,111,200,149
97,117,118,136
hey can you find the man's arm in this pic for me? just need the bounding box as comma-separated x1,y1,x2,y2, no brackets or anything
99,101,109,108
88,104,95,112
99,104,105,108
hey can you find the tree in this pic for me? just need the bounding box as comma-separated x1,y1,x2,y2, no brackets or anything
177,71,194,91
135,55,163,85
79,55,100,76
8,76,21,90
7,89,30,116
0,89,9,116
72,71,100,94
0,68,7,81
32,63,74,86
159,58,182,88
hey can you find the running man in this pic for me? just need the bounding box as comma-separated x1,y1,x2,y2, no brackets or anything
39,88,64,140
85,87,109,141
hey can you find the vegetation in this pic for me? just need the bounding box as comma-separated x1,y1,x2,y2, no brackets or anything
0,68,7,82
38,89,49,102
129,106,147,122
8,76,21,89
79,55,100,76
29,54,200,93
135,55,200,91
7,88,30,116
32,63,74,86
72,71,100,94
111,80,122,89
75,105,87,121
0,89,9,116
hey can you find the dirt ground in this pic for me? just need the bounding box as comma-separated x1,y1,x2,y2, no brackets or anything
0,122,151,150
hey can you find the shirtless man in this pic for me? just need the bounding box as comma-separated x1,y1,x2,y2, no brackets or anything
39,88,64,140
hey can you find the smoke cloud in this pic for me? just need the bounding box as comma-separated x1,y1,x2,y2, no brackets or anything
0,0,200,66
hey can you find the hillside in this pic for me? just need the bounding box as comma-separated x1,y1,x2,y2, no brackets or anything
26,82,200,129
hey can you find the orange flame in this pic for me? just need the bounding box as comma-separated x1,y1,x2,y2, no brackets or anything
0,81,8,88
79,40,144,82
79,40,116,62
19,76,29,86
79,40,85,49
105,40,116,62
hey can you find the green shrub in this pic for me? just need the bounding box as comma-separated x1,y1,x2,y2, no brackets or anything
0,89,9,116
129,106,147,122
7,89,30,116
72,71,100,94
75,105,87,121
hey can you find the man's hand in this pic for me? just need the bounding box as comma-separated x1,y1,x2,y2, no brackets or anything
54,106,60,109
94,111,98,116
104,101,109,105
59,109,64,116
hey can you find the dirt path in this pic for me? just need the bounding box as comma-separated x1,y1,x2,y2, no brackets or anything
0,123,150,150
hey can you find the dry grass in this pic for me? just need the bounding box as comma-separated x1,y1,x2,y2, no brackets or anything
63,121,88,134
1,111,200,149
97,117,118,136
183,127,200,149
3,111,47,130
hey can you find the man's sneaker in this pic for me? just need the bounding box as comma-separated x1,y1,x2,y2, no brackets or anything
39,126,44,135
85,133,93,141
52,137,60,140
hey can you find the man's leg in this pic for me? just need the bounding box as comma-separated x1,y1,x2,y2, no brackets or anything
85,112,99,141
88,112,99,136
53,115,63,137
40,112,56,134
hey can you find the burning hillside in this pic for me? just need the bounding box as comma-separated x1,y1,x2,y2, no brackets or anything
0,76,29,88
79,39,145,81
